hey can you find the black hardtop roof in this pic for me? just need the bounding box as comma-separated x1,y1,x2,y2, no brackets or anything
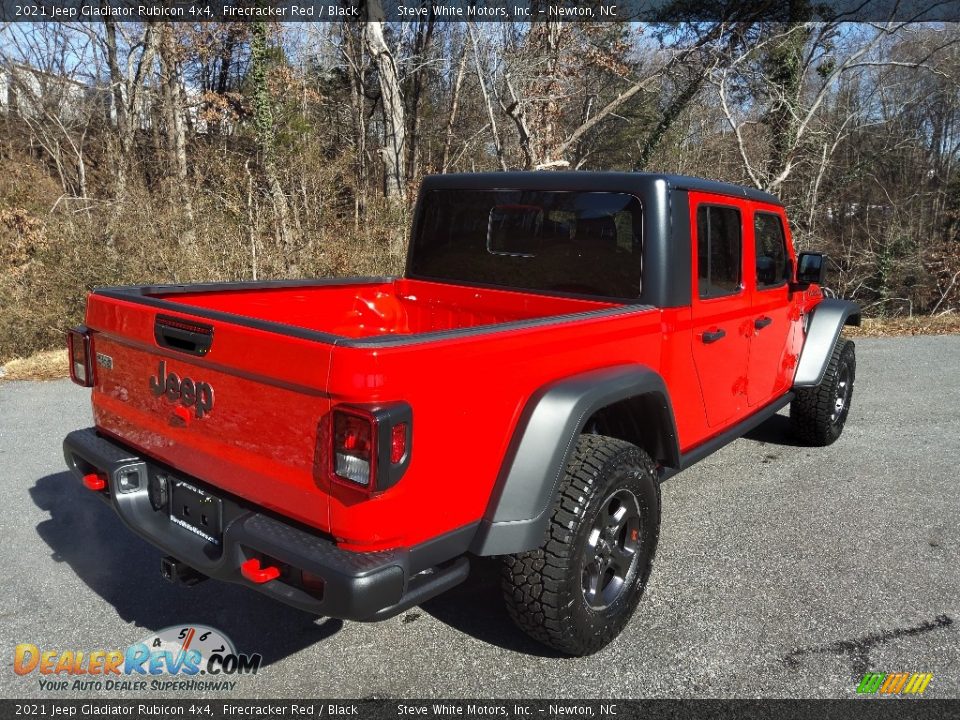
420,171,783,207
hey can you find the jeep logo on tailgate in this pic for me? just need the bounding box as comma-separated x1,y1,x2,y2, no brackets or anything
149,360,215,418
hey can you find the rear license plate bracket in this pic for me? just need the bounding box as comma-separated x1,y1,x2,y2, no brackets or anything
170,480,223,545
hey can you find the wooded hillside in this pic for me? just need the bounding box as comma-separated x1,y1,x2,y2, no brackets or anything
1,16,958,360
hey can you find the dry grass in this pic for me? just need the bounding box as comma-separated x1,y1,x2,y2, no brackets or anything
0,349,68,382
845,314,960,338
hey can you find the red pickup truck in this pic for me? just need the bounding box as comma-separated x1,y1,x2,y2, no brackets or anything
63,172,860,655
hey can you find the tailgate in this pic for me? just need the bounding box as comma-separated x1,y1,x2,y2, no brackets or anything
85,292,334,533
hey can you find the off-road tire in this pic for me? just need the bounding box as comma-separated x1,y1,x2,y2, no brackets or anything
791,337,856,446
501,434,660,656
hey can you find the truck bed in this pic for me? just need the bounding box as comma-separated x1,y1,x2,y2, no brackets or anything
84,276,655,546
120,277,619,341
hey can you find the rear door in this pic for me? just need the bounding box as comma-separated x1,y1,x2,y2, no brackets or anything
747,207,802,405
689,194,754,428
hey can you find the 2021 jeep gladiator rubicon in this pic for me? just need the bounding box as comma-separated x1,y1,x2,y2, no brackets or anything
63,172,859,655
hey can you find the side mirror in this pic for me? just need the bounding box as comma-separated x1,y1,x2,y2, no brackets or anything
793,252,826,289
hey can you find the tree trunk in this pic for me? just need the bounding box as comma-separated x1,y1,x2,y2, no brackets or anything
364,0,406,202
467,22,507,171
342,24,367,224
502,73,535,169
634,69,707,170
404,12,435,183
101,18,160,237
251,20,296,272
159,23,196,248
761,12,812,183
441,34,469,173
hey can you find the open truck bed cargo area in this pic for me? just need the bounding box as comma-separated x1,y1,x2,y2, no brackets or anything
122,277,623,341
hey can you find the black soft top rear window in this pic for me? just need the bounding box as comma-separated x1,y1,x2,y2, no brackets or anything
409,189,643,299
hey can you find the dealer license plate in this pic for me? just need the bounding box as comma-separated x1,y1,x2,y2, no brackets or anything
170,480,223,545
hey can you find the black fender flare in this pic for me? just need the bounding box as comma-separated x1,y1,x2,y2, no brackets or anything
469,365,679,556
794,298,861,388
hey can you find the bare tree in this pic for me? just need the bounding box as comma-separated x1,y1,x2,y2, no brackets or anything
0,25,98,206
364,0,406,202
491,22,732,170
339,23,370,222
402,9,436,182
157,23,196,247
467,22,507,171
711,20,941,193
440,30,469,172
100,20,160,203
252,21,296,270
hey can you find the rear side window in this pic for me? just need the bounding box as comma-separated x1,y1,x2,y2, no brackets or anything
754,212,790,289
696,205,742,298
410,189,643,299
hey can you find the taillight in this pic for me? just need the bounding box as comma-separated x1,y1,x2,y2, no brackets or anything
333,409,375,486
67,325,94,387
330,403,412,493
391,423,407,464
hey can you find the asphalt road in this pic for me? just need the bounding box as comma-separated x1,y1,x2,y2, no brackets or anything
1,336,958,700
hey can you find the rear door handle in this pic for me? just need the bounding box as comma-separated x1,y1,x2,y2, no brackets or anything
701,329,726,344
754,316,773,330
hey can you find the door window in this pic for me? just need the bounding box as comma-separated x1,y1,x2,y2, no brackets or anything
696,205,742,298
754,212,790,289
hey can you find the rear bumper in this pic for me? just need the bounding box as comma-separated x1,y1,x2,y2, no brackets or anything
63,428,469,620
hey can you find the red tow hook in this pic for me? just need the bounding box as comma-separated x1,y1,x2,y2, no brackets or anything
240,558,280,584
82,472,106,491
